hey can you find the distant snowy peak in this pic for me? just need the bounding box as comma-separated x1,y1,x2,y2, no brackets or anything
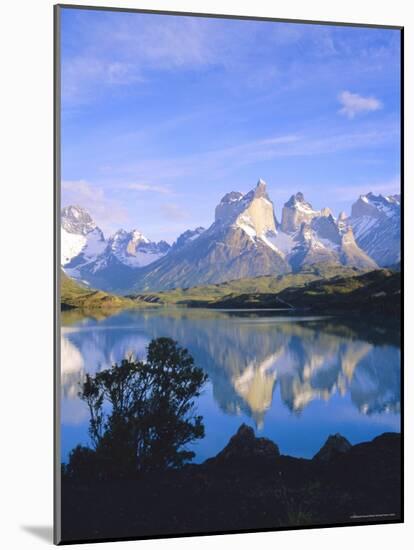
62,227,106,267
311,214,342,244
349,192,400,267
107,229,170,268
61,205,171,288
284,191,310,209
172,227,205,251
289,215,377,271
61,206,106,266
109,229,150,251
131,179,291,291
281,192,331,233
61,205,98,235
214,191,247,225
352,192,400,220
211,182,374,270
215,179,298,262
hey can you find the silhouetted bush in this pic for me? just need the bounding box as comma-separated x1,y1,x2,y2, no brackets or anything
64,337,207,480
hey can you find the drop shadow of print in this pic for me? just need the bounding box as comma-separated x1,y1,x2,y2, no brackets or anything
21,526,53,543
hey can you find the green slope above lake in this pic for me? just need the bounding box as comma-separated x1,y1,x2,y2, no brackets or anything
275,268,401,313
209,269,401,313
129,264,364,306
61,271,137,310
128,264,400,314
62,264,400,315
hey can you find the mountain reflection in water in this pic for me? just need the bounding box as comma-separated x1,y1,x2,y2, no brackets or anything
60,308,400,461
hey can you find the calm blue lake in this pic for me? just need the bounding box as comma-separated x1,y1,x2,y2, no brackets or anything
60,308,400,462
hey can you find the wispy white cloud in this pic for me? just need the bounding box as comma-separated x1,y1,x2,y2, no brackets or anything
98,133,300,183
61,180,129,234
62,14,225,105
100,123,397,184
62,57,145,104
113,16,220,69
62,10,399,111
123,182,171,194
61,180,96,200
338,90,383,119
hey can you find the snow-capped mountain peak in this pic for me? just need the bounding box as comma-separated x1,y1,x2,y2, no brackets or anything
172,227,206,251
61,179,400,293
61,205,171,289
214,179,274,228
132,179,290,290
131,229,150,243
281,192,329,233
349,192,400,266
214,191,245,224
352,192,399,220
109,229,150,250
287,212,377,272
233,179,277,240
284,191,307,208
61,205,106,267
107,229,170,268
252,178,269,199
61,205,97,235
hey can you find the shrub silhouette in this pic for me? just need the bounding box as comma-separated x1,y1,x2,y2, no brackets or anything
64,337,207,479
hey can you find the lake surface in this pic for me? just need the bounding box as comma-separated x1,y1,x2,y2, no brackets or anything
60,308,400,462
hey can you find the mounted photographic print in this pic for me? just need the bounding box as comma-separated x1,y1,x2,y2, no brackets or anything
54,4,403,544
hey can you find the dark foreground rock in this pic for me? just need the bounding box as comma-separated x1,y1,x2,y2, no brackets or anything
205,424,280,467
61,428,401,543
313,433,352,462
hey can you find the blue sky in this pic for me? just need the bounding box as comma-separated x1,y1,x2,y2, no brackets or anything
60,7,401,242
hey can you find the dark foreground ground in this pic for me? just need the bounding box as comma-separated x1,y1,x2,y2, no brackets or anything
61,425,401,543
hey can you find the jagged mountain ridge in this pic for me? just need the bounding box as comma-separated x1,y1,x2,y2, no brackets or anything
280,191,332,233
288,213,377,271
61,206,171,291
133,180,292,291
61,180,400,293
61,205,106,267
349,192,401,266
132,180,378,291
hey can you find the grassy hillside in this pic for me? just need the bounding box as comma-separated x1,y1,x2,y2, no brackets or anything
130,264,364,306
211,269,401,313
62,265,400,315
61,271,138,310
277,269,400,312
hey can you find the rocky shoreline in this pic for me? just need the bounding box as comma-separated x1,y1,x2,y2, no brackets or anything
61,424,401,542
